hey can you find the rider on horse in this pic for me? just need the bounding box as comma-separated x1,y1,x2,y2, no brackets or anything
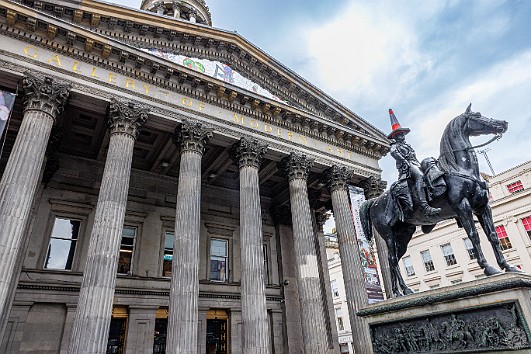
388,109,441,217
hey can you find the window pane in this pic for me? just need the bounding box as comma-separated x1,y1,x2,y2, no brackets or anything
209,257,227,281
122,227,137,238
118,226,137,274
45,239,77,270
51,218,80,240
210,239,227,257
403,256,415,276
163,232,174,277
164,232,174,250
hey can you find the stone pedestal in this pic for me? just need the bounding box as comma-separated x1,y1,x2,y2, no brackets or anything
358,273,531,353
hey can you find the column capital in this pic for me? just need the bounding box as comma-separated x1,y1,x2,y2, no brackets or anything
173,120,213,155
229,137,268,169
360,175,387,199
22,72,70,120
107,98,149,138
278,153,314,182
323,165,352,192
315,211,330,233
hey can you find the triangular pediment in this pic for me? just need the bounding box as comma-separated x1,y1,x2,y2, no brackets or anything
1,0,391,160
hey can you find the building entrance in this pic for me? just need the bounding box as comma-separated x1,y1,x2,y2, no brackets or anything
206,309,228,354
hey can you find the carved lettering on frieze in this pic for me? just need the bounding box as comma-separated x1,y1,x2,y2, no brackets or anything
107,98,149,138
173,120,213,155
22,72,70,120
230,137,268,170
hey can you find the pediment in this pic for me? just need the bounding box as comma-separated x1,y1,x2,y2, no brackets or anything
1,0,391,160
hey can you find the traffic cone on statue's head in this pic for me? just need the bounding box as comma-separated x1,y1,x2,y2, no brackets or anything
387,108,411,139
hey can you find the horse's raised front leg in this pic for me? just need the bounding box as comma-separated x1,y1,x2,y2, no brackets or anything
455,198,501,276
477,205,522,273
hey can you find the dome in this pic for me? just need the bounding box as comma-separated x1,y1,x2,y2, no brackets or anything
141,0,212,26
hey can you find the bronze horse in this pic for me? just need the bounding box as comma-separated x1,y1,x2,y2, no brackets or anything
360,105,521,297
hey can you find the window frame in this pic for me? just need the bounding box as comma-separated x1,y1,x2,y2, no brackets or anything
521,216,531,239
420,250,435,272
402,255,415,276
507,180,524,193
441,243,457,266
331,279,340,298
495,225,512,251
161,230,175,278
43,216,84,271
117,224,139,275
335,308,345,331
208,237,229,283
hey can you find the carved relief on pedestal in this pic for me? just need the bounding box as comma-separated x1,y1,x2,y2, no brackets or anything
22,72,70,119
229,137,268,169
173,120,213,154
107,98,149,138
278,152,314,182
323,165,353,192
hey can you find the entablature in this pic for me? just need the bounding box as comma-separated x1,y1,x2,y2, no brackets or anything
7,0,391,151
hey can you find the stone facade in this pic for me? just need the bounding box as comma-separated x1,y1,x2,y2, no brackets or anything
0,1,389,353
399,161,531,292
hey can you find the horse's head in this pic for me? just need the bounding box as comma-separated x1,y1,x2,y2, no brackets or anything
463,103,508,137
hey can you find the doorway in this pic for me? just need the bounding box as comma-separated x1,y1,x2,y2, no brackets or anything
206,309,228,354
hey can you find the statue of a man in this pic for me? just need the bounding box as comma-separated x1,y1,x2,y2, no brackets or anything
388,109,441,216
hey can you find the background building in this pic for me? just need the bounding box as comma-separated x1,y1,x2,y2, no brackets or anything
399,161,531,292
0,0,389,353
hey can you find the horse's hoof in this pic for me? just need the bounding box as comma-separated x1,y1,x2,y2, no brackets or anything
504,265,524,273
483,265,502,276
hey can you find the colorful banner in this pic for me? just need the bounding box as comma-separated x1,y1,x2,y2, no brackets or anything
0,90,15,138
348,185,384,304
143,48,289,105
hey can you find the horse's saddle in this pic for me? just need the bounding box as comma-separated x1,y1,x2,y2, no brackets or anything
389,157,447,223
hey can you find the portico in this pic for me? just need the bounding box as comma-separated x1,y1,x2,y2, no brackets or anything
0,1,390,353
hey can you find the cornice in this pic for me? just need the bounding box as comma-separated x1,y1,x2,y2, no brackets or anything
9,0,390,149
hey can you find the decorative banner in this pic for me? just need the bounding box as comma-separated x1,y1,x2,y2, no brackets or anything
0,90,16,138
143,48,289,105
348,185,384,304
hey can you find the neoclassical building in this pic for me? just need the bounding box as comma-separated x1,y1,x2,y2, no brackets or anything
0,1,389,353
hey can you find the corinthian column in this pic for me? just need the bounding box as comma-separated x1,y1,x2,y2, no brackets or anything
68,99,148,354
324,165,372,353
278,153,328,354
167,121,212,354
229,137,271,354
0,73,69,337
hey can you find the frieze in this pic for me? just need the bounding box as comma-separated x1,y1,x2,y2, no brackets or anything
371,303,530,353
0,55,381,178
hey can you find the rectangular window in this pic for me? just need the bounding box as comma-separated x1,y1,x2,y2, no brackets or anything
335,308,344,331
331,279,340,298
463,238,477,260
521,216,531,238
507,180,524,193
420,250,435,272
209,239,228,282
117,226,137,274
441,243,457,266
495,225,512,250
403,255,415,276
44,217,81,270
163,231,174,277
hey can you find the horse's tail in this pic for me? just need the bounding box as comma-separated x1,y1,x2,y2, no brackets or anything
360,199,375,242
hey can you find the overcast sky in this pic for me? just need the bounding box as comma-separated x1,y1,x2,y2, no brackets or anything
111,0,531,186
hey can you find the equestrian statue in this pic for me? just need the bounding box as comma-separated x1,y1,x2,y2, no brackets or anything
360,105,522,297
